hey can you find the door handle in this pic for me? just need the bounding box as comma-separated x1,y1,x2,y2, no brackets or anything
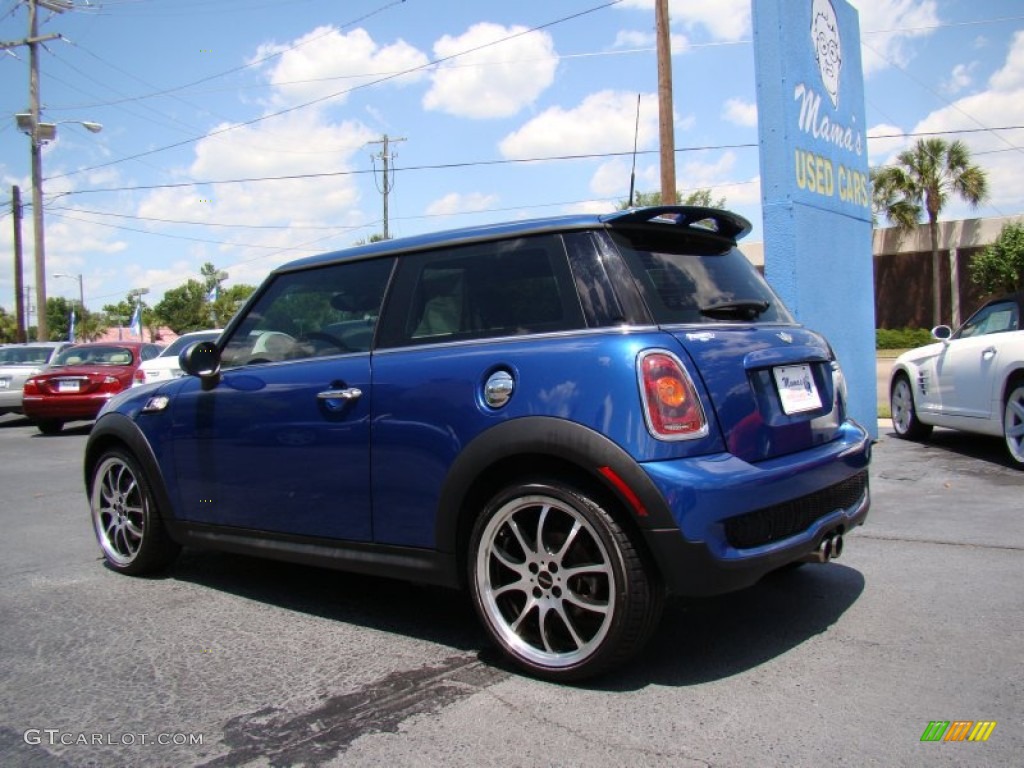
982,347,996,360
317,387,362,401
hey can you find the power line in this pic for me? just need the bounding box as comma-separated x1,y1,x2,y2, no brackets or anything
50,126,1024,198
45,0,626,181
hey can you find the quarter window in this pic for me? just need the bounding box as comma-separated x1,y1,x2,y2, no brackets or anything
377,235,585,347
219,258,394,368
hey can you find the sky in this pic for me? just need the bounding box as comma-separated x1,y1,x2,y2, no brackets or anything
1,0,1023,315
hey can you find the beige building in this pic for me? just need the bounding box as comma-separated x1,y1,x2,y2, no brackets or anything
741,214,1023,329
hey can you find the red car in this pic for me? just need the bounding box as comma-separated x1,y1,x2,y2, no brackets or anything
22,341,163,434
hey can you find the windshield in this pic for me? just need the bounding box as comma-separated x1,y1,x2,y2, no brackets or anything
53,346,135,367
159,331,221,357
0,346,55,365
610,229,793,325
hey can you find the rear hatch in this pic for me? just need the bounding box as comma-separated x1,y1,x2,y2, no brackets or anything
669,326,841,462
604,208,844,463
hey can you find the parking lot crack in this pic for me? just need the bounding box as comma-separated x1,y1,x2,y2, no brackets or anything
856,532,1024,551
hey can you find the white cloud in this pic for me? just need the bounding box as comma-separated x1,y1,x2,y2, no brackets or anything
989,30,1024,91
562,199,619,215
423,23,558,119
722,98,758,127
253,26,429,108
853,0,940,76
425,192,499,216
618,0,751,42
866,122,908,165
499,91,659,160
942,62,976,96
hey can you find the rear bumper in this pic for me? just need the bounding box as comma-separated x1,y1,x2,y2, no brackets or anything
638,420,871,596
0,389,24,413
22,393,112,422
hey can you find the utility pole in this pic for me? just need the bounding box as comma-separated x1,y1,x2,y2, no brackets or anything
655,0,677,204
369,135,406,240
12,186,27,342
2,0,63,342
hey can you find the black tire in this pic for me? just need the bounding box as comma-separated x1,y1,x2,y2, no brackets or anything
468,480,663,681
1003,380,1024,469
890,373,932,441
89,449,180,575
36,420,63,435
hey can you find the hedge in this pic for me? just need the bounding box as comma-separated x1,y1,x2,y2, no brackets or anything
876,327,934,349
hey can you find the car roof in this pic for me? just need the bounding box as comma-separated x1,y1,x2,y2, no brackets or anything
273,206,752,275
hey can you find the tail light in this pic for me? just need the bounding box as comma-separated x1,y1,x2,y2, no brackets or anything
23,378,40,395
100,376,123,394
637,350,708,440
134,368,146,386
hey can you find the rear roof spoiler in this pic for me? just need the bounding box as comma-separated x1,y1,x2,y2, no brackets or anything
602,206,752,242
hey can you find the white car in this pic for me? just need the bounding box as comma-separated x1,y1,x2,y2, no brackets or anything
133,330,222,387
0,342,74,415
889,294,1024,467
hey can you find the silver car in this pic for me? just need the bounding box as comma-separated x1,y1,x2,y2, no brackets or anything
0,342,74,415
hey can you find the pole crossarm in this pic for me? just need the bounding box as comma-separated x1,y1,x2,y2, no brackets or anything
0,33,60,49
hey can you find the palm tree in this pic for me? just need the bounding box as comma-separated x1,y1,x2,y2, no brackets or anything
871,138,988,327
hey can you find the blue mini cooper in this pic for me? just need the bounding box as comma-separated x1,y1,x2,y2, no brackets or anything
85,206,871,681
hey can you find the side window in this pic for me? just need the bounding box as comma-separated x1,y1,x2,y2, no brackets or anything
957,301,1019,339
220,258,394,368
377,235,584,347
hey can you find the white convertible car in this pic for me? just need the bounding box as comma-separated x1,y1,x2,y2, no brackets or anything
889,293,1024,467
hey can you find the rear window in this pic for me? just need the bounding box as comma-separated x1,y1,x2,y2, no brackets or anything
610,229,793,325
54,346,135,366
0,346,55,365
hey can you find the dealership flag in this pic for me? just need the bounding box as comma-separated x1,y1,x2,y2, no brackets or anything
129,305,142,338
68,308,76,342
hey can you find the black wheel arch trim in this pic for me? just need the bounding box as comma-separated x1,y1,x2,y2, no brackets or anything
84,413,177,529
435,416,679,556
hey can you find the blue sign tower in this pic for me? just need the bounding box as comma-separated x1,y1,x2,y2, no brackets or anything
753,0,877,437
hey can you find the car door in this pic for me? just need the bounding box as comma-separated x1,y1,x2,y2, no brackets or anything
169,257,394,541
940,299,1020,420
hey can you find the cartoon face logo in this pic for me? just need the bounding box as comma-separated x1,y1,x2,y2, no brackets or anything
811,0,842,108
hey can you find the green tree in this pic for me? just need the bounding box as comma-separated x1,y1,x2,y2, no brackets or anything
618,188,726,210
970,221,1024,294
153,280,209,334
102,293,152,339
0,307,18,343
45,297,76,341
211,284,257,328
871,138,988,326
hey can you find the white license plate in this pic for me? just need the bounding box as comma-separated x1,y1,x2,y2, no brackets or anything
0,379,9,390
773,364,822,415
58,380,81,393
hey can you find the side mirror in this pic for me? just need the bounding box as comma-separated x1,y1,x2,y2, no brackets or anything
931,325,952,341
180,341,221,385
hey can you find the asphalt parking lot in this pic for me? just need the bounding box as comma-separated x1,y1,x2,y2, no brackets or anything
0,412,1021,767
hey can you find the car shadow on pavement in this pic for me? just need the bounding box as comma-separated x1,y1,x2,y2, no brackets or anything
878,426,1016,470
589,562,865,691
166,548,865,689
167,550,487,654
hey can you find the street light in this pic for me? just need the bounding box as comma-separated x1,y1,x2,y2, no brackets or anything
15,113,102,341
52,272,84,341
